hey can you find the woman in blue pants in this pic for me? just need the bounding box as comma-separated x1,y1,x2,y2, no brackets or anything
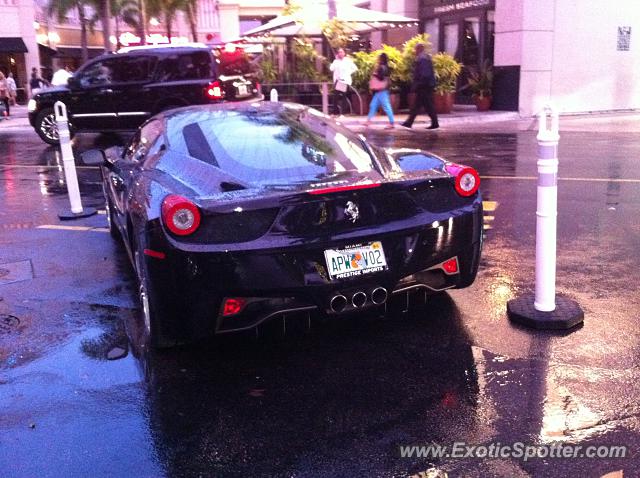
366,53,395,129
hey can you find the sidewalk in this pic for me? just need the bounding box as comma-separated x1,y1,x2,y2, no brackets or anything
339,104,520,128
0,103,30,129
0,103,520,131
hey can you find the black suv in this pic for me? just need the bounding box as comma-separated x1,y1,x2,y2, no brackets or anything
28,44,261,144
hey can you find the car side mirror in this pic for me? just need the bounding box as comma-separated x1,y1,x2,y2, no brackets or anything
67,77,80,89
81,149,106,166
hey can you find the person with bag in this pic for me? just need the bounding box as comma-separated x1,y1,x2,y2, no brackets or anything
365,53,395,129
0,72,10,118
329,48,357,116
401,43,439,130
6,72,17,106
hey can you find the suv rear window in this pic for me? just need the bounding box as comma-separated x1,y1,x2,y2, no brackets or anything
155,51,214,81
167,106,377,186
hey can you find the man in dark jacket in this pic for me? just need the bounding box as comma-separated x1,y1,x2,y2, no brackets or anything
401,43,439,129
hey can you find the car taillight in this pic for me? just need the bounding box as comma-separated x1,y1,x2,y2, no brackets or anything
445,163,480,197
205,81,223,100
161,194,201,236
222,298,246,316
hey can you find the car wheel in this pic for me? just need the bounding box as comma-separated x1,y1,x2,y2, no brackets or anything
34,108,60,145
105,196,120,240
134,246,176,349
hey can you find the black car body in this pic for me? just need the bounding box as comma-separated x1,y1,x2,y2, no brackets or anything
88,102,483,348
28,44,261,144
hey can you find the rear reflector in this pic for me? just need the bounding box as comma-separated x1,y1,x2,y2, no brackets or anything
222,298,247,316
143,249,166,259
308,183,381,195
441,257,459,274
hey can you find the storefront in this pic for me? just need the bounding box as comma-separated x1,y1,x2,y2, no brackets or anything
421,0,497,104
0,38,29,102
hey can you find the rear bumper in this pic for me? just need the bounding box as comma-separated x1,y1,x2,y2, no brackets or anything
142,198,483,338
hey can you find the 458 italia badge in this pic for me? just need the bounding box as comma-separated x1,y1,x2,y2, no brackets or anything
344,201,360,223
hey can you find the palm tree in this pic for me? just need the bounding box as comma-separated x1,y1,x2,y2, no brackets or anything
48,0,91,63
96,0,113,52
182,0,198,42
111,0,145,48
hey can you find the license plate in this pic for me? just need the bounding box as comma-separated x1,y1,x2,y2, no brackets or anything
237,84,248,97
324,241,387,280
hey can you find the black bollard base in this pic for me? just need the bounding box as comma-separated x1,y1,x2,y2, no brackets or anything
58,207,98,220
507,293,583,330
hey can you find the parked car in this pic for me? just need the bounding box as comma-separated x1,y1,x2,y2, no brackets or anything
82,102,483,348
28,43,261,145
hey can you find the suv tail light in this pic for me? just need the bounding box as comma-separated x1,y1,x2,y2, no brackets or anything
161,194,201,236
205,81,224,100
445,163,480,197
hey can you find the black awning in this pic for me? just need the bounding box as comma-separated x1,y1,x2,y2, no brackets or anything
56,46,104,58
38,43,58,56
0,37,28,53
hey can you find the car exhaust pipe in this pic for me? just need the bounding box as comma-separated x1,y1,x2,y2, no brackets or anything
351,291,367,308
330,294,348,313
370,287,388,305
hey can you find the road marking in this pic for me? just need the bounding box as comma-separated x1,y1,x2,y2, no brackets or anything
483,201,498,212
37,225,108,233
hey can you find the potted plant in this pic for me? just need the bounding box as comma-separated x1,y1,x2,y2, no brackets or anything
432,52,462,114
467,59,493,111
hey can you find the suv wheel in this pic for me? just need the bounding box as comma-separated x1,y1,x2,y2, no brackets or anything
35,108,60,145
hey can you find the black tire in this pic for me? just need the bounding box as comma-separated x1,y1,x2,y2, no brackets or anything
134,245,176,349
105,196,120,240
34,108,59,145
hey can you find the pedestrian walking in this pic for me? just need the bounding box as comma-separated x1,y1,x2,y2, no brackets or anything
401,43,439,130
29,69,46,98
0,72,10,118
6,72,17,106
329,48,357,116
365,53,395,129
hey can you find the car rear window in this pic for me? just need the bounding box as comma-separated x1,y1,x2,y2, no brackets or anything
167,106,377,186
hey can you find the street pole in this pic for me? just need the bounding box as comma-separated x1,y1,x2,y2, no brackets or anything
507,104,583,329
54,101,97,220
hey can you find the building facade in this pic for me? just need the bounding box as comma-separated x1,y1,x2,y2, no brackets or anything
380,0,640,116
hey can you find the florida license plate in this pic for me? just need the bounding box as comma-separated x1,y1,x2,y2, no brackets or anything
324,241,388,280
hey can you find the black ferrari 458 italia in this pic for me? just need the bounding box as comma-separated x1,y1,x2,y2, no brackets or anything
84,101,483,348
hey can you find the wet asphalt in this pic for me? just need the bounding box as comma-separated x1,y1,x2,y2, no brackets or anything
0,115,639,478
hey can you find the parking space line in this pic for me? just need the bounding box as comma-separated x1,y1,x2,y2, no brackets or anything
37,225,108,233
483,201,498,212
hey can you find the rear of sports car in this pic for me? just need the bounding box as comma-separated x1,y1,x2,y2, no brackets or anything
134,103,482,344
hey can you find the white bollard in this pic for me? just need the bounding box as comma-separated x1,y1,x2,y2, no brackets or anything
534,104,560,312
270,88,278,102
54,101,96,219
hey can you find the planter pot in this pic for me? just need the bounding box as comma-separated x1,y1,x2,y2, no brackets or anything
473,95,492,111
433,92,454,114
